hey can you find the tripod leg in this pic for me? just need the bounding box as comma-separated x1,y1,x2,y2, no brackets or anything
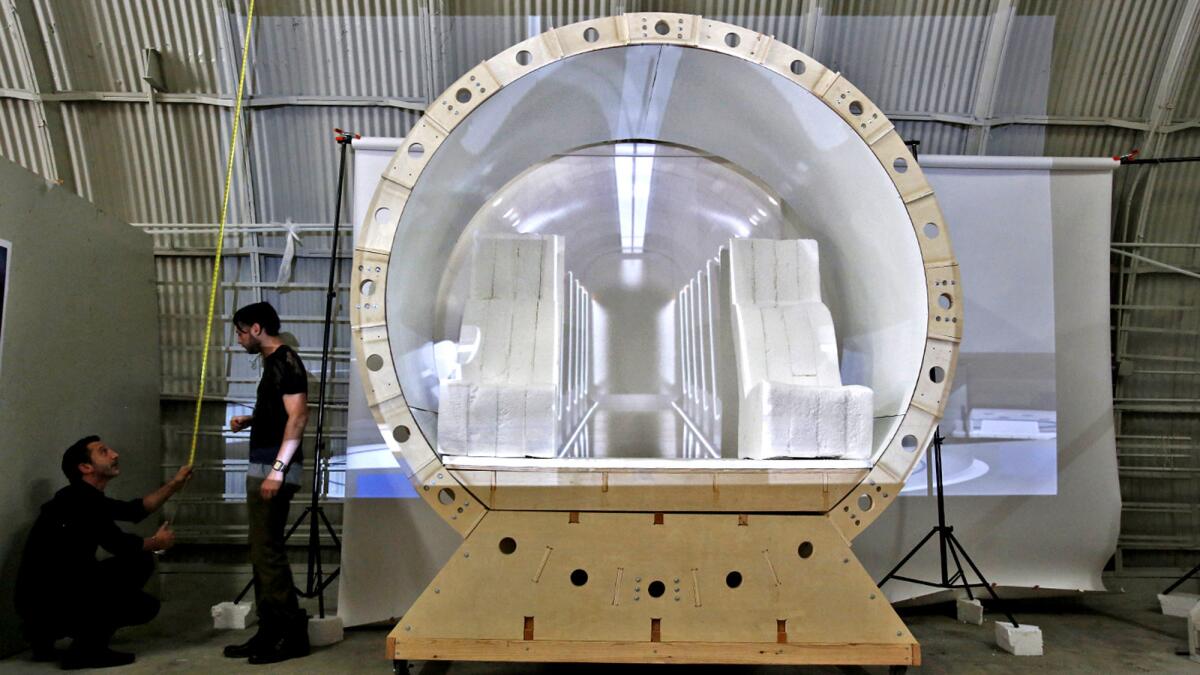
317,505,343,547
945,533,975,601
878,527,940,587
948,533,1019,627
1163,561,1200,595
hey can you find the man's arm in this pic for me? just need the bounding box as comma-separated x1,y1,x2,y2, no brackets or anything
260,392,309,500
142,465,193,514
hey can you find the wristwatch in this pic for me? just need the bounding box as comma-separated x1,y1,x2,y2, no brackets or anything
271,459,288,472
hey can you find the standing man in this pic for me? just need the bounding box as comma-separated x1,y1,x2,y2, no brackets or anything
16,436,192,669
223,301,311,664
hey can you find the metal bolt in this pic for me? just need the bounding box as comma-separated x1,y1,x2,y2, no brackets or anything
405,625,412,631
434,588,440,594
673,578,680,583
896,631,903,637
674,596,680,601
843,558,849,564
634,596,640,602
635,577,642,582
870,594,876,600
634,586,641,592
464,552,470,558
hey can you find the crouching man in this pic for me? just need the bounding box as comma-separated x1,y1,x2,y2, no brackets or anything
15,436,192,670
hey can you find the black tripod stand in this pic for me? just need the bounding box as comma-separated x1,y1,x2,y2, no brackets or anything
233,128,357,618
877,428,1020,627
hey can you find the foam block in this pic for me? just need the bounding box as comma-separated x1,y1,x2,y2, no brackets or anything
740,382,873,459
994,621,1042,656
308,615,344,647
1158,592,1200,618
211,601,255,630
957,598,983,625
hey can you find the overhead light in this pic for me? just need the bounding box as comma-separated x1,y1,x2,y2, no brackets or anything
616,142,655,253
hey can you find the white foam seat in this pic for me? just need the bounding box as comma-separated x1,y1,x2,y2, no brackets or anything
439,234,563,458
730,238,873,459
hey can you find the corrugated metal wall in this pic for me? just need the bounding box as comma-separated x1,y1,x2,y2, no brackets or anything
1,0,1198,572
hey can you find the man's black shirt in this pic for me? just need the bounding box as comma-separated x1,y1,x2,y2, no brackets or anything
249,344,308,466
16,482,148,609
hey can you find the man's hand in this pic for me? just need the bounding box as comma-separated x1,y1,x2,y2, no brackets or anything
170,465,194,491
146,521,176,552
261,471,283,500
230,415,253,433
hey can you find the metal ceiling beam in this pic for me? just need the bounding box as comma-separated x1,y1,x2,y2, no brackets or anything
965,0,1016,154
6,0,75,190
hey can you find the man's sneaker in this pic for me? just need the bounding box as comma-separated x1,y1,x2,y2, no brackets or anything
247,619,309,665
61,647,135,670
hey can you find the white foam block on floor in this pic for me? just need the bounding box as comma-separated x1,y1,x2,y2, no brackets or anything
957,598,984,625
308,615,344,647
1158,592,1200,618
211,601,254,630
994,621,1042,656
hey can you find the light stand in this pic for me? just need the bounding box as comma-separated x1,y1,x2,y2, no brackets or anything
877,428,1020,628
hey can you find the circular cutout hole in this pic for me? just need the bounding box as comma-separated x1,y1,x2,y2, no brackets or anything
938,293,953,310
583,27,599,43
392,425,410,443
893,157,908,173
858,494,874,512
455,88,471,104
365,354,384,371
902,434,918,451
724,32,740,48
647,580,665,597
790,59,806,75
407,142,424,159
798,541,814,559
571,569,589,586
437,487,456,505
923,222,940,238
373,206,392,225
929,366,946,383
849,101,864,116
515,50,532,66
498,537,517,554
360,279,376,297
726,571,743,588
654,19,670,35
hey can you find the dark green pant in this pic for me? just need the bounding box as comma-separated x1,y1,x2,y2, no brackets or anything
246,477,302,630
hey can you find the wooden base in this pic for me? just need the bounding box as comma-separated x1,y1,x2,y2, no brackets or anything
388,511,918,667
389,637,919,666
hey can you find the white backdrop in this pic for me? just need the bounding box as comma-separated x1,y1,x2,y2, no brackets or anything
337,146,1120,625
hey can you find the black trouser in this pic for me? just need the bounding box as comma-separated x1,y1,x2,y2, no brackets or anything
246,476,303,633
22,552,160,650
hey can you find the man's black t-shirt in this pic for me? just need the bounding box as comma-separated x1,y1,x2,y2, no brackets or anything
249,344,308,466
15,482,148,611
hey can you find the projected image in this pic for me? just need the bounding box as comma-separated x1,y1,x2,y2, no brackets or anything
902,169,1058,496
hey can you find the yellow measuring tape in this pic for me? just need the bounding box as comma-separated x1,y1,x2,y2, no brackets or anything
187,0,257,467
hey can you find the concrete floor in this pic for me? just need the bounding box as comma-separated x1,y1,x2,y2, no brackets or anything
3,576,1197,674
